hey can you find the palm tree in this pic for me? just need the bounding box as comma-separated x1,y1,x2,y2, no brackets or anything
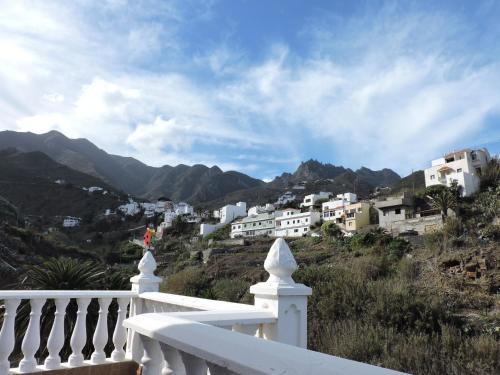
426,187,458,223
10,258,124,365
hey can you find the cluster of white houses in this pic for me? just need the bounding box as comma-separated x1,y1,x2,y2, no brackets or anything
203,147,493,239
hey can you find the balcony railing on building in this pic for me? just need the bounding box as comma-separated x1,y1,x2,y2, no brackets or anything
0,239,406,375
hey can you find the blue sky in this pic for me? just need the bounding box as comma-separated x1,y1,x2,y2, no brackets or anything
1,0,499,181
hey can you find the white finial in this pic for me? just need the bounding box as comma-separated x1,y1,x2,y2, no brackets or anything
138,251,157,276
264,238,297,285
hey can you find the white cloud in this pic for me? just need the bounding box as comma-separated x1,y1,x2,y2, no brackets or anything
1,0,499,178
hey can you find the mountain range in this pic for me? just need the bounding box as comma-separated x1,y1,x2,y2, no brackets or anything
0,130,406,207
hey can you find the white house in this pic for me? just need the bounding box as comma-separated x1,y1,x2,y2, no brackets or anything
247,203,275,216
300,192,332,208
275,191,296,206
231,212,277,238
200,223,225,237
275,209,321,237
62,216,81,228
220,202,247,224
322,193,357,222
424,148,490,197
175,202,194,216
88,186,103,193
118,201,141,216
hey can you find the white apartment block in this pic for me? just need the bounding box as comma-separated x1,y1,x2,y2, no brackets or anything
118,201,141,216
247,203,275,216
424,148,490,197
322,192,357,222
275,191,296,205
62,216,81,227
231,212,276,238
175,202,194,216
300,192,332,208
275,209,321,237
220,202,247,224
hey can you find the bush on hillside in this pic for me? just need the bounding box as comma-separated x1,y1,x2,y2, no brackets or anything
205,224,231,241
321,221,342,239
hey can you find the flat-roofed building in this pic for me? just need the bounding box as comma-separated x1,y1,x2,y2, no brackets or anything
275,209,321,237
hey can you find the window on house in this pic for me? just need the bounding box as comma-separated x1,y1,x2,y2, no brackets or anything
348,222,352,226
430,175,435,180
457,168,462,173
294,229,299,233
395,208,401,215
304,228,307,231
471,151,477,160
305,218,309,222
476,167,481,174
357,208,362,212
287,221,290,225
258,222,261,225
253,223,256,226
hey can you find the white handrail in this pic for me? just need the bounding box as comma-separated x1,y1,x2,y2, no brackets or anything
139,292,260,312
146,310,276,326
124,313,408,375
0,290,137,299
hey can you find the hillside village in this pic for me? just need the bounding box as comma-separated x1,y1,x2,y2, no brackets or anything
131,147,493,245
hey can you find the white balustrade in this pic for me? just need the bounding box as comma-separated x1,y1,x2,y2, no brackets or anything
0,298,21,374
68,297,91,367
111,297,130,361
126,314,407,375
90,297,112,364
0,291,135,373
140,336,164,375
19,298,46,372
44,297,70,369
178,352,206,375
0,239,410,375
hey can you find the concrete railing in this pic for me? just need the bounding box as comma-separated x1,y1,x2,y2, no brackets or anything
0,291,135,374
124,313,406,375
1,238,405,375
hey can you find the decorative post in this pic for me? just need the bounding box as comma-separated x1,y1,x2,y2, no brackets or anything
250,238,312,348
127,251,162,362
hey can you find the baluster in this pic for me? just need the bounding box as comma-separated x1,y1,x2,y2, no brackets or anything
207,363,238,375
159,343,185,375
19,298,46,373
232,324,258,336
44,298,70,369
140,335,164,375
179,352,207,375
111,298,130,361
68,297,91,367
90,297,112,364
0,298,21,374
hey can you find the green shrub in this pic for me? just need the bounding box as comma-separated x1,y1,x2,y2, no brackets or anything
321,221,342,239
205,224,231,241
212,278,249,302
161,267,211,297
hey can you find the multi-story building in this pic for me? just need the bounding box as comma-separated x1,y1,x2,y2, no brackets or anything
300,192,332,208
175,202,194,216
231,212,276,238
375,193,415,228
322,193,357,222
424,148,490,197
62,216,81,227
340,202,371,231
275,209,321,237
247,203,275,216
275,191,296,205
220,202,247,224
374,193,443,234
